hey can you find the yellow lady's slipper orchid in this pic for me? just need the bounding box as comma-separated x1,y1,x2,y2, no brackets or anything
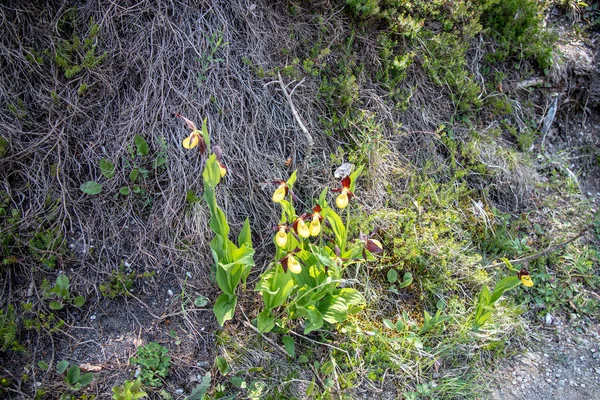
518,268,534,287
288,255,301,274
297,218,310,238
219,163,227,178
272,183,287,203
336,191,349,209
275,227,288,248
309,216,321,236
183,131,201,149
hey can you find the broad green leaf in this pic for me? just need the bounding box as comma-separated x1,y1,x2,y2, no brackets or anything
37,361,49,370
398,272,413,289
56,360,69,374
490,276,521,304
153,156,167,169
213,294,236,326
282,336,295,358
134,135,149,156
383,319,394,329
215,356,230,375
77,372,94,387
229,376,246,389
237,218,252,247
119,187,131,195
73,296,85,307
320,360,334,375
348,164,364,193
80,181,102,195
387,269,398,283
49,301,63,310
319,295,348,324
99,158,115,178
338,288,365,314
56,274,70,291
297,355,309,364
187,372,211,400
303,305,324,334
257,309,275,333
132,185,141,194
129,168,139,182
202,154,221,188
395,319,406,331
66,364,80,385
306,380,316,397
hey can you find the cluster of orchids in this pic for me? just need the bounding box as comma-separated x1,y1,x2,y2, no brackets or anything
255,167,383,334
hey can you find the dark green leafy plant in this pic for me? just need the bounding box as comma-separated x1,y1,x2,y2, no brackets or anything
130,342,171,387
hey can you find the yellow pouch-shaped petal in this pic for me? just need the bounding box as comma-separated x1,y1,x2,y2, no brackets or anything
275,228,288,248
336,192,349,209
297,219,310,238
272,184,287,203
288,256,301,274
309,218,321,236
182,133,200,149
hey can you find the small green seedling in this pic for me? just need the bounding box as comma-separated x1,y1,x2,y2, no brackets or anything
49,273,85,310
112,378,147,400
56,361,94,395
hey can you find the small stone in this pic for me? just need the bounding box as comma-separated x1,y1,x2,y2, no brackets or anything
167,289,174,296
90,315,96,320
558,380,566,387
175,389,184,395
581,383,586,388
546,378,553,383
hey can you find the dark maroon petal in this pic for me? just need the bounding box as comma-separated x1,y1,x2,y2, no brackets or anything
334,245,341,257
281,256,289,273
366,239,383,253
313,204,322,213
341,176,351,189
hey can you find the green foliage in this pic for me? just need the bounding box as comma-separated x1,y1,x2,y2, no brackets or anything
55,361,94,394
47,273,85,310
481,0,556,70
186,372,211,400
256,168,372,334
111,378,147,400
99,266,153,299
50,9,107,78
473,271,522,329
0,305,23,352
130,342,171,387
0,136,9,157
203,153,254,326
80,181,103,195
196,29,227,86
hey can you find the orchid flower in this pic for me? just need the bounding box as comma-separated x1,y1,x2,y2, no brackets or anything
275,225,289,248
280,249,302,274
517,268,534,287
292,213,311,239
332,176,354,209
309,204,323,237
175,113,207,154
272,181,288,203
